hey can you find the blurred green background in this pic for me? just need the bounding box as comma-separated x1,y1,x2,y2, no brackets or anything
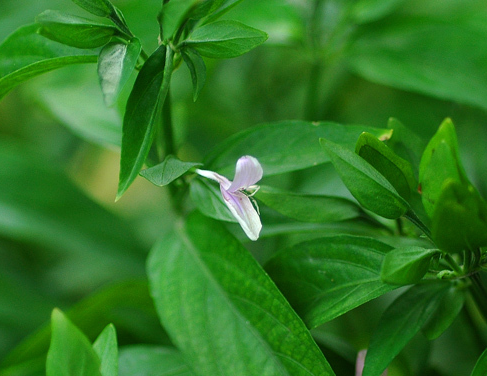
1,0,487,375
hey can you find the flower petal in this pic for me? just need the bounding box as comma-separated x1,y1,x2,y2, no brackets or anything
221,188,262,241
195,168,231,189
228,156,263,192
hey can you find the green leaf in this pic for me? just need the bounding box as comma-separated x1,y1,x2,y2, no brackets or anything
356,131,417,200
381,246,439,285
351,0,406,23
255,185,364,223
0,24,97,100
265,235,396,328
36,10,117,49
419,118,469,217
431,180,487,253
160,0,198,41
181,47,206,101
189,178,237,222
471,347,487,376
182,20,268,58
119,346,192,376
320,138,409,219
205,120,392,176
98,38,141,106
191,0,226,19
70,0,115,17
46,309,102,376
147,211,335,376
363,282,450,376
346,18,487,110
140,155,201,186
117,45,173,200
93,324,118,376
422,286,465,340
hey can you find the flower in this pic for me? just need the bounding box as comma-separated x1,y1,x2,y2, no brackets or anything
196,156,263,241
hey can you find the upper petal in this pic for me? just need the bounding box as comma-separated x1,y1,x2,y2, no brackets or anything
195,168,231,190
228,156,263,192
221,188,262,241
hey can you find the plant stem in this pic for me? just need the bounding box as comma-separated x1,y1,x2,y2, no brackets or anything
162,89,175,156
444,253,463,275
470,273,487,322
404,209,433,242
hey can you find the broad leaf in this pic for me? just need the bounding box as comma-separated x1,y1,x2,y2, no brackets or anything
117,45,172,200
189,178,237,222
140,155,201,186
471,348,487,376
265,235,396,328
71,0,115,17
46,309,102,376
320,138,409,219
119,346,192,376
363,282,450,376
256,185,364,223
205,120,392,176
182,20,267,58
0,24,97,100
36,10,117,49
181,47,206,101
93,324,118,376
381,246,439,285
98,38,142,106
147,212,335,376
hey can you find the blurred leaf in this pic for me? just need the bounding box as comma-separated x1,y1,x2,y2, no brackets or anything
191,0,226,19
431,180,487,253
471,348,487,376
160,0,197,41
46,309,102,376
0,24,97,100
147,211,335,375
320,138,409,219
356,131,417,200
181,47,206,101
93,324,118,376
118,346,192,376
205,120,392,176
98,38,141,106
189,178,237,222
140,155,201,187
36,10,117,49
351,0,406,23
182,20,268,58
71,0,115,17
381,246,439,285
117,45,172,200
255,185,364,223
422,286,465,340
265,235,396,328
346,18,487,110
363,282,450,376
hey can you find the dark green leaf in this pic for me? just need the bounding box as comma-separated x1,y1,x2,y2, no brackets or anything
71,0,115,17
356,132,416,200
36,10,117,49
98,38,141,106
320,138,409,219
0,24,97,100
471,347,487,376
381,246,439,285
265,235,396,328
363,282,450,376
119,346,192,376
181,47,206,101
117,45,173,200
93,324,118,376
147,212,335,375
46,309,102,376
205,120,392,176
256,185,364,223
140,155,201,186
182,20,267,58
432,180,487,253
189,178,237,222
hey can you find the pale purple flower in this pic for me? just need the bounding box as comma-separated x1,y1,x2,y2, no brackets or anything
196,156,263,241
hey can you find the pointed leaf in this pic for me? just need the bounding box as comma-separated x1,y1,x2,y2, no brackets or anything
70,0,115,17
46,309,102,376
320,138,409,219
93,324,118,376
98,38,141,106
381,246,439,285
181,47,206,101
140,155,201,186
182,20,267,58
147,212,335,376
265,235,396,328
0,24,97,100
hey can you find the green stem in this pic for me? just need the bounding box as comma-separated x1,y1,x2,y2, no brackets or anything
470,273,487,322
404,209,433,242
162,89,175,156
444,253,463,275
